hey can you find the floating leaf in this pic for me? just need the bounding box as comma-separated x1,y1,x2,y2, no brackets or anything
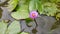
29,0,42,11
11,0,29,20
7,0,19,12
49,0,57,3
21,32,29,34
29,0,37,11
56,13,60,20
39,2,57,16
6,20,21,34
56,13,60,18
49,0,60,3
25,18,33,24
0,21,7,34
37,0,43,14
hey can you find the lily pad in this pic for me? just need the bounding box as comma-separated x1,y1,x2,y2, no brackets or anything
0,21,7,34
25,18,33,24
49,0,60,3
29,0,37,11
37,1,43,14
21,32,29,34
7,0,19,12
6,20,21,34
56,13,60,20
56,13,60,18
11,0,29,20
39,2,57,16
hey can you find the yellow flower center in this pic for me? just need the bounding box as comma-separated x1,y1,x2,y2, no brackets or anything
32,13,36,17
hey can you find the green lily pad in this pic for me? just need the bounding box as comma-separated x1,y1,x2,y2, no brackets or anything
29,0,37,11
6,20,21,34
37,1,43,14
56,13,60,20
29,0,44,14
0,21,7,34
21,32,29,34
56,0,60,2
25,18,33,24
56,13,60,18
7,0,19,12
39,2,57,16
49,0,60,3
11,0,29,20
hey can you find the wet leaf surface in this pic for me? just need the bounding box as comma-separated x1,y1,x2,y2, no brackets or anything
20,32,29,34
40,2,57,16
25,18,33,24
29,0,37,11
7,0,18,12
0,20,7,34
11,0,29,20
6,20,21,34
56,13,60,20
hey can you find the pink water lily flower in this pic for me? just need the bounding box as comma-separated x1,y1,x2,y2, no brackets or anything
29,10,38,19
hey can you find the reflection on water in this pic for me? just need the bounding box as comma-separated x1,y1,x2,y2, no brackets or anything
0,8,3,18
32,28,37,34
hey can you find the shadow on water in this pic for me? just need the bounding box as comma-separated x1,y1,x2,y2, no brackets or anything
0,0,10,6
0,8,3,18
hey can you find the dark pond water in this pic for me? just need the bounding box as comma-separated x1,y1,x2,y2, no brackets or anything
0,0,60,34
